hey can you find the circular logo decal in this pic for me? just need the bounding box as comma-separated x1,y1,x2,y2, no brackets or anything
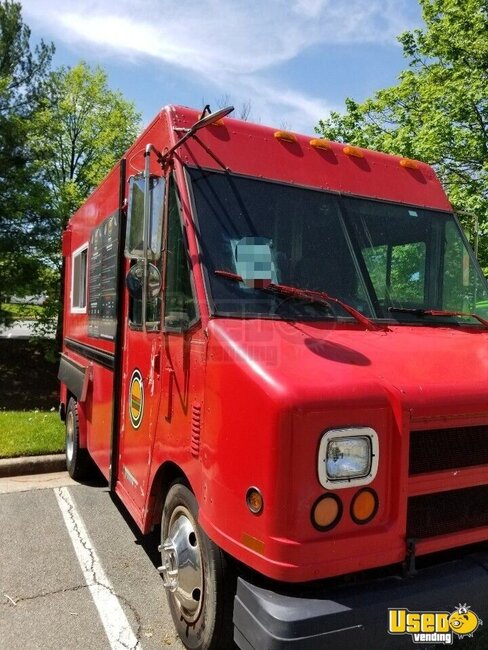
129,369,144,429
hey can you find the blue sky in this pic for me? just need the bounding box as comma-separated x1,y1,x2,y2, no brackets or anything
21,0,422,134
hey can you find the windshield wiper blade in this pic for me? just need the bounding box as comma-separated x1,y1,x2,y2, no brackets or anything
215,270,381,331
388,307,488,328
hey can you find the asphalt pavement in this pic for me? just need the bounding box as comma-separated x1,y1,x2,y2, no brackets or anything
0,320,55,339
0,472,185,650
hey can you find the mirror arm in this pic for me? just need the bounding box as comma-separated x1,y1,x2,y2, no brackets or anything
160,128,195,167
146,143,164,165
141,146,153,331
160,105,234,167
199,104,211,120
192,134,230,172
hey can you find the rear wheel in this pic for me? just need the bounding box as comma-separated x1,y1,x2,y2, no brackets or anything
65,398,91,480
159,483,235,650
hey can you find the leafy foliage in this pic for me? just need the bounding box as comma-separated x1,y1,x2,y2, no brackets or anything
316,0,488,272
0,1,54,309
33,63,141,227
29,62,141,342
0,1,141,342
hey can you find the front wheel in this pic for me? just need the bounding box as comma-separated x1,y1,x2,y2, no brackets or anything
65,398,91,480
159,483,235,650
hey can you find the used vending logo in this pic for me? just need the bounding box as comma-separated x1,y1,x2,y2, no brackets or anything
388,604,482,644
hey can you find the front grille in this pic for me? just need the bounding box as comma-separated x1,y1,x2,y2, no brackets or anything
409,425,488,474
407,485,488,538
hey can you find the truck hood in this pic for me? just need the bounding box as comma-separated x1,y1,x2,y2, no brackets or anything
208,319,488,421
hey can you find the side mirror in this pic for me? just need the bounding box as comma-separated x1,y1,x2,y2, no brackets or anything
126,261,162,300
125,176,164,260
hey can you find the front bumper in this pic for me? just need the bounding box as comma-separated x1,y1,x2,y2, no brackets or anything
234,551,488,649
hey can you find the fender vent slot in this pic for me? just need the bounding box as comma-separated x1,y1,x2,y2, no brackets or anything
191,402,202,458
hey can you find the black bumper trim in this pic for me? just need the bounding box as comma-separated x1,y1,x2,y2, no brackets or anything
234,551,488,649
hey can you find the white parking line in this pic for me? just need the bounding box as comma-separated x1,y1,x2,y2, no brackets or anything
55,487,142,650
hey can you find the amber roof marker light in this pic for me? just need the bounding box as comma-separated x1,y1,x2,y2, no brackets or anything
399,158,420,170
309,138,331,151
343,145,364,158
274,130,298,143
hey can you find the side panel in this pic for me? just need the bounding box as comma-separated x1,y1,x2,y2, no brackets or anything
61,163,123,479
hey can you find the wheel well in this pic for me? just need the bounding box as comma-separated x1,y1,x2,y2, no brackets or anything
66,392,89,449
148,461,190,529
60,389,76,422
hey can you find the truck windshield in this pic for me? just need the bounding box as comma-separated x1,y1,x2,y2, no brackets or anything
189,168,488,324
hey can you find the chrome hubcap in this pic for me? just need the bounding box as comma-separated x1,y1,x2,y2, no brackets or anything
66,411,74,463
159,507,203,622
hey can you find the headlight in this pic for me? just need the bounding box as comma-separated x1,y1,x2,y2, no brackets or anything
327,436,371,479
318,427,379,489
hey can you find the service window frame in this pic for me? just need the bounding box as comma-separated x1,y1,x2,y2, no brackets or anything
71,243,89,313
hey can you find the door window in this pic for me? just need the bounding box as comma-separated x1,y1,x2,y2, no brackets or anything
164,179,197,330
126,175,165,329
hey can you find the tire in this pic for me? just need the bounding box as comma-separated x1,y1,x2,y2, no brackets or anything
160,483,236,650
65,397,91,480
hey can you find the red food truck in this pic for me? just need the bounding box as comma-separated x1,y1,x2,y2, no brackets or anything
59,104,488,649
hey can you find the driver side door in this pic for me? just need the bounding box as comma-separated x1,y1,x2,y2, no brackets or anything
118,172,165,511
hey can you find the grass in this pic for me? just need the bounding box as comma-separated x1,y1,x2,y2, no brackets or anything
0,410,65,458
0,339,61,458
1,303,44,321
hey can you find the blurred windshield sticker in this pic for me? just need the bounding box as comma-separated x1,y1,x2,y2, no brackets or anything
235,237,275,287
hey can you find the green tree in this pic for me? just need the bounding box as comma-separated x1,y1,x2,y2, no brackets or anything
316,0,488,271
33,63,141,227
31,62,141,342
0,0,54,316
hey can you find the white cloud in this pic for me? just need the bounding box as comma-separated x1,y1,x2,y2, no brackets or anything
238,76,334,133
21,0,417,132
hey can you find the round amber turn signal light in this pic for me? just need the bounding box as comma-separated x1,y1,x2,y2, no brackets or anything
246,488,263,514
351,488,378,524
312,494,342,531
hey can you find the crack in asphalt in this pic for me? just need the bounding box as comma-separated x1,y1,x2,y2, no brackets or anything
1,488,145,650
56,487,144,650
2,583,90,606
2,583,144,650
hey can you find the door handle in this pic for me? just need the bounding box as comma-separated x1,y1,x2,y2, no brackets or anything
153,352,161,376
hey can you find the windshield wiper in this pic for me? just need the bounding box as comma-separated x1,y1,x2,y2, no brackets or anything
215,270,382,331
388,307,488,328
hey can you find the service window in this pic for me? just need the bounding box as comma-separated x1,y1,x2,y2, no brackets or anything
71,245,88,311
